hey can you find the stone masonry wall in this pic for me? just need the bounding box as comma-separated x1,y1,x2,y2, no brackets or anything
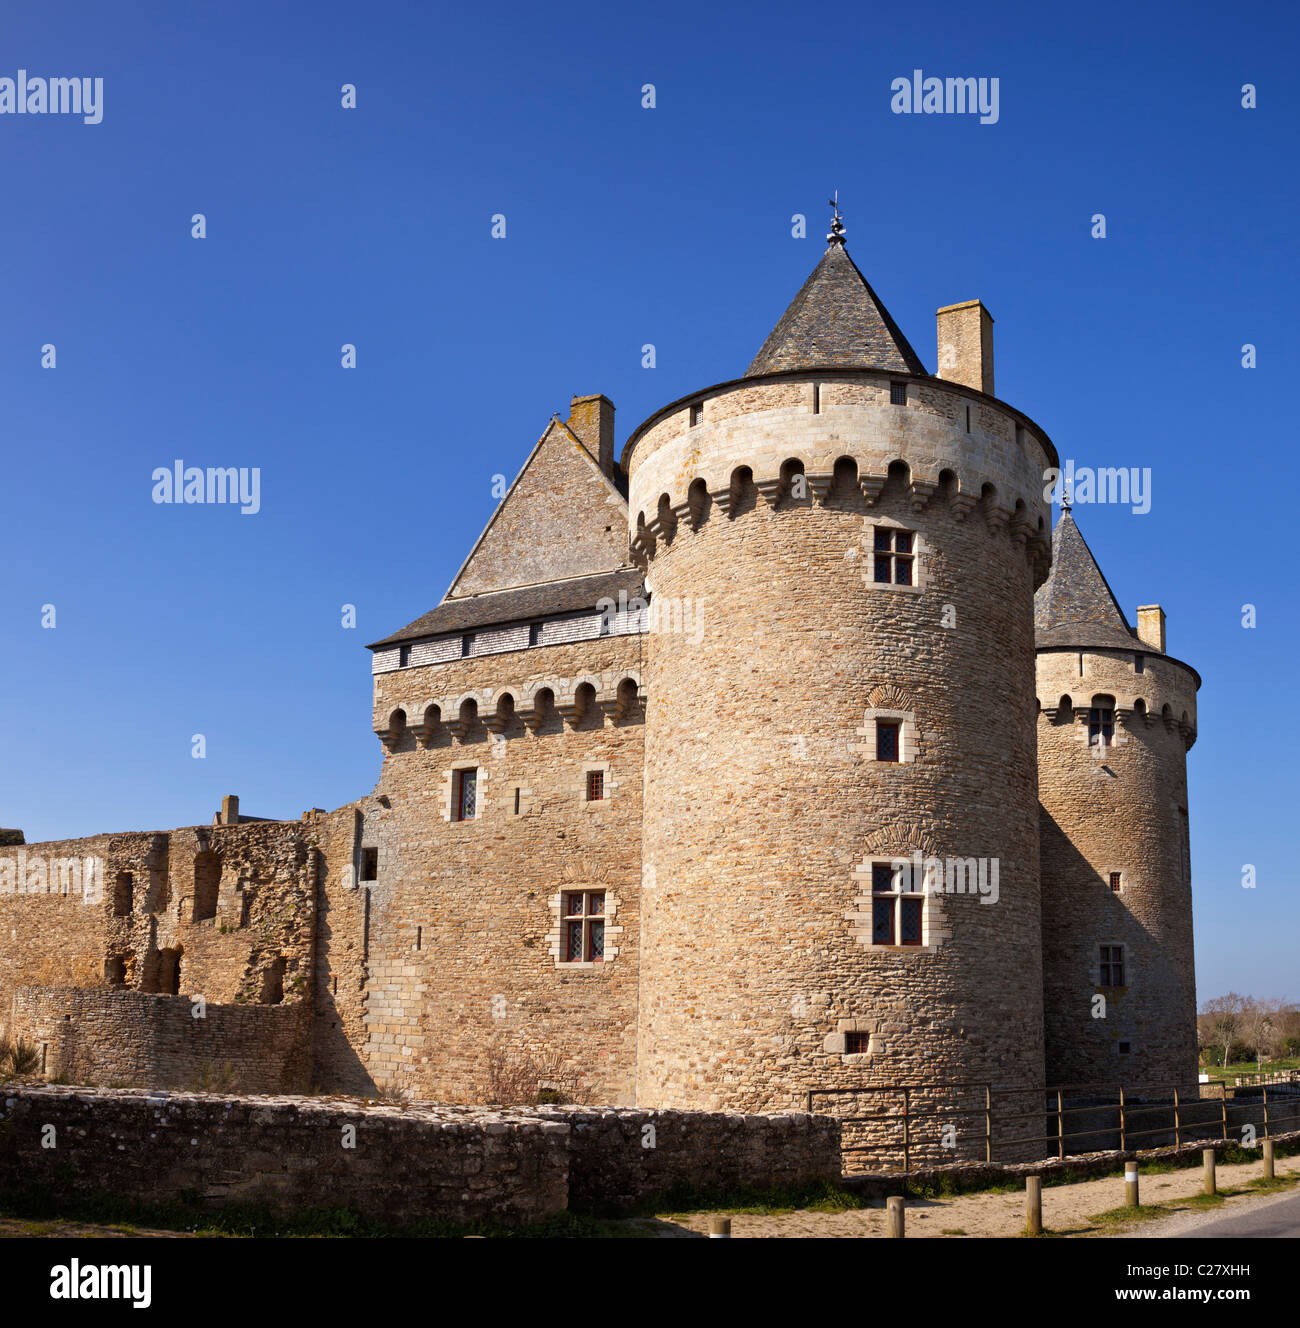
3,987,310,1093
1036,648,1199,1088
536,1106,842,1213
629,379,1049,1159
0,822,318,1014
0,1088,841,1226
0,1087,570,1228
0,822,319,1093
354,635,645,1103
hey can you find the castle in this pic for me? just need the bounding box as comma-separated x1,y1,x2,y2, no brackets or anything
0,215,1200,1157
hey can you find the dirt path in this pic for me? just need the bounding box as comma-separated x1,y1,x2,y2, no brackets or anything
654,1152,1300,1238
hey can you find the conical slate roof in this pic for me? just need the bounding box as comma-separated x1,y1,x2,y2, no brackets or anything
746,241,928,377
1035,510,1142,652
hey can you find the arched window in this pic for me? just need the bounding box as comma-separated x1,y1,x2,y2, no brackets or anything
727,466,756,518
574,681,598,729
614,677,642,723
687,477,710,529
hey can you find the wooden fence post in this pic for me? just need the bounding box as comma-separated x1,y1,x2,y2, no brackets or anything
1026,1175,1043,1235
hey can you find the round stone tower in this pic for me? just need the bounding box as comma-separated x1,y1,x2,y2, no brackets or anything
1035,505,1200,1089
624,219,1056,1158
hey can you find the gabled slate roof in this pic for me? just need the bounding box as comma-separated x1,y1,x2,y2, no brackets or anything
746,241,928,377
1034,510,1142,652
367,569,644,648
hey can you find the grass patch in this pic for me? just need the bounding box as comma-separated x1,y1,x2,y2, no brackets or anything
652,1176,869,1220
902,1173,1020,1200
940,1227,967,1235
1244,1175,1296,1193
1087,1203,1165,1229
0,1186,635,1240
1178,1191,1231,1210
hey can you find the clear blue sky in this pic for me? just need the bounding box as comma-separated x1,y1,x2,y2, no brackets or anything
0,1,1294,1001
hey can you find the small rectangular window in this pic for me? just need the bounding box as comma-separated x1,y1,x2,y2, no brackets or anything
900,898,923,945
514,787,521,815
845,1031,871,1054
965,404,971,433
587,770,605,801
461,634,474,658
811,382,821,414
1118,1040,1132,1055
1089,707,1115,746
870,865,923,947
1109,872,1123,893
873,527,915,586
452,768,478,822
689,401,703,427
1134,654,1145,674
876,722,900,762
1100,944,1125,987
360,847,378,881
562,891,606,962
890,381,907,406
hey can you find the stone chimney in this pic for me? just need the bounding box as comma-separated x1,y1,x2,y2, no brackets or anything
566,393,616,479
936,301,995,396
1136,606,1166,653
220,794,240,826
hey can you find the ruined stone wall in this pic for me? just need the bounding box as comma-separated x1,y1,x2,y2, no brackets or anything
3,987,310,1093
0,833,124,998
0,822,319,1088
1036,648,1199,1088
627,377,1050,1154
354,635,645,1103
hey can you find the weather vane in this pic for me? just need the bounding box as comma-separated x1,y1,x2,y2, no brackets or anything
1061,480,1072,513
827,191,846,246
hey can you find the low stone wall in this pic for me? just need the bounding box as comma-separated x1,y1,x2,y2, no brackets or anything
537,1107,842,1213
0,1088,842,1227
0,1088,570,1227
4,987,310,1094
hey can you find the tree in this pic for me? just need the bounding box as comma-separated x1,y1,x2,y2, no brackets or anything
1240,997,1287,1075
1201,993,1249,1069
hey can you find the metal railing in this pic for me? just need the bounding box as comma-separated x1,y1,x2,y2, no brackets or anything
807,1073,1300,1171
